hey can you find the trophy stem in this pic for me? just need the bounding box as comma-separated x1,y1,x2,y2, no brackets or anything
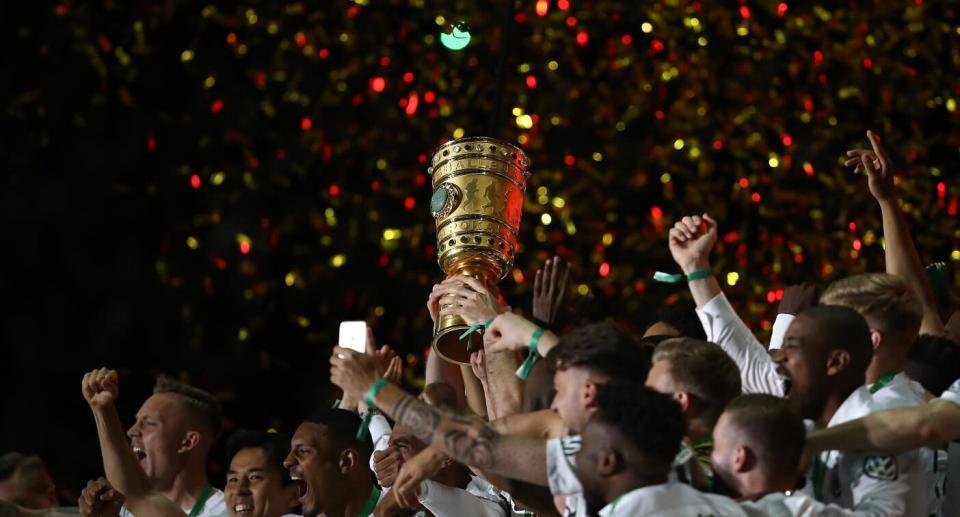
432,260,499,364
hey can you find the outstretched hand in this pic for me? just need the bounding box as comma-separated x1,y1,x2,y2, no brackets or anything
844,130,895,202
668,214,718,273
82,368,120,408
532,256,570,326
330,347,379,400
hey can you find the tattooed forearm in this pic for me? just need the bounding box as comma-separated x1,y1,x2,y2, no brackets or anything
442,424,500,469
387,394,501,470
391,395,440,444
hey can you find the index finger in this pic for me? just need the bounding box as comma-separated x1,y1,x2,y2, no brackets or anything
866,130,889,165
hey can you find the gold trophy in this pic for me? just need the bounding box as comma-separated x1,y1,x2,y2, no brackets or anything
428,137,531,363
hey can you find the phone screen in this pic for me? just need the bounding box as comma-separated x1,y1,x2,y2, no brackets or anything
339,321,367,353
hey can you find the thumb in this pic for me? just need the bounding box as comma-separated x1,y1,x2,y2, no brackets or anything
701,214,718,233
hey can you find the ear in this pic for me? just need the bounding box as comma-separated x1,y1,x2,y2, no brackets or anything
673,392,691,413
733,445,753,473
440,456,456,469
826,349,851,376
869,330,882,352
582,381,599,408
178,431,201,453
595,448,619,477
339,448,360,474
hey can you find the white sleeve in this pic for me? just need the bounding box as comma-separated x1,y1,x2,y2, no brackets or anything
768,313,794,350
695,294,784,396
940,378,960,405
367,413,392,473
844,451,916,517
418,480,507,517
545,436,582,496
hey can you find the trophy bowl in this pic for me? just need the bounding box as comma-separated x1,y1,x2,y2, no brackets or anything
428,136,531,363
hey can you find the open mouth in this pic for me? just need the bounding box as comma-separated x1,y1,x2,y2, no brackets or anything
776,371,793,397
233,503,253,515
132,447,146,461
290,475,308,502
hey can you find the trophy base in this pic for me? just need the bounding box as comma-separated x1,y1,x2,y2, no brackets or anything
432,319,482,364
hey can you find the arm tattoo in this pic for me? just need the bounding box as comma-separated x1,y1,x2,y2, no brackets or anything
391,395,440,444
388,395,501,470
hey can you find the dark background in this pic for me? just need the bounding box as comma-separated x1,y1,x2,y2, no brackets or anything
2,0,958,504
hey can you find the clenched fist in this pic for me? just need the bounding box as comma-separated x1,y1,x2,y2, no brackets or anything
78,477,124,517
82,369,119,408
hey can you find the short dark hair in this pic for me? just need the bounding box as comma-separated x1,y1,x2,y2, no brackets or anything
553,321,651,382
224,430,293,484
801,304,873,376
0,453,47,493
593,383,686,471
722,394,806,477
302,408,372,457
154,376,224,439
652,338,742,427
654,303,707,339
907,334,960,395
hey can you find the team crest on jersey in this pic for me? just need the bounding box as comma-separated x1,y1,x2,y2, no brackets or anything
863,455,898,480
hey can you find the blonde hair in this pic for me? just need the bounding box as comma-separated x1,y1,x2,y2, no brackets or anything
652,338,742,426
820,273,922,339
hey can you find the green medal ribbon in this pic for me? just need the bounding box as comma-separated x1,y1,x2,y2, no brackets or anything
868,373,896,394
188,485,213,517
357,486,381,517
515,327,544,381
459,318,495,351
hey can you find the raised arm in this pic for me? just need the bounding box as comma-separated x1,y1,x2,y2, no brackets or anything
330,348,549,487
667,214,783,395
845,130,945,335
81,369,186,517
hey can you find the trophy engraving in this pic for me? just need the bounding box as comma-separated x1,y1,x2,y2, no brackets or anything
428,137,531,363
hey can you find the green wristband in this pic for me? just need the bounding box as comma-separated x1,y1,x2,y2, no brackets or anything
516,327,545,380
685,268,712,281
365,379,389,408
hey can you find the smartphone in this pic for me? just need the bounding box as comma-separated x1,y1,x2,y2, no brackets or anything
339,321,367,354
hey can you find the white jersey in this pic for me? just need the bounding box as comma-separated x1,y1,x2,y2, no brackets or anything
120,487,227,517
545,436,587,517
696,294,785,396
940,377,960,405
742,490,873,516
597,482,745,516
805,384,929,517
417,476,509,517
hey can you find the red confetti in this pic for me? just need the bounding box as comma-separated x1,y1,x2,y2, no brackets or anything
739,178,750,188
370,76,386,92
803,163,815,176
863,57,873,69
599,262,611,277
211,99,224,113
318,48,329,59
739,5,751,19
564,154,576,166
405,92,419,116
848,222,857,232
803,97,814,112
300,117,313,130
853,239,862,251
781,134,793,146
813,50,823,64
226,33,237,45
424,90,436,104
190,174,201,189
404,196,416,210
751,192,761,202
777,2,788,16
558,0,570,9
294,32,307,47
650,39,664,52
576,31,589,46
566,16,578,27
403,72,414,83
651,205,663,220
713,139,724,150
147,136,156,151
379,56,391,66
655,110,665,120
525,75,538,89
239,241,251,254
621,34,633,45
329,184,340,196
